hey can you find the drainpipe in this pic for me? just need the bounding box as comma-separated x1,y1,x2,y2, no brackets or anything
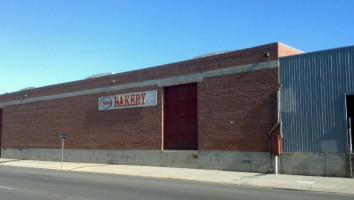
268,84,282,174
350,153,353,178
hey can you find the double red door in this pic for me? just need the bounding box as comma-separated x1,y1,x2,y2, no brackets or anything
164,83,198,150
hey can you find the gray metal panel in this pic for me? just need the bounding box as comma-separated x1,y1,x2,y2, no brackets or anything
280,46,354,153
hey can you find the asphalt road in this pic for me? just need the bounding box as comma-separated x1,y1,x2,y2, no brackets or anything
0,166,353,200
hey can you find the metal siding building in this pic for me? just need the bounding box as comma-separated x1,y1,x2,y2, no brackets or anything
280,46,354,153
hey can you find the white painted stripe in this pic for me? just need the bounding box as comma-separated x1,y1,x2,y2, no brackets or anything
297,181,316,184
0,60,277,108
0,185,15,190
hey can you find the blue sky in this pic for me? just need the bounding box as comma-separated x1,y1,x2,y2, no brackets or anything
1,0,353,94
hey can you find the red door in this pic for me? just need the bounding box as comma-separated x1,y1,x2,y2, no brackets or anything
164,83,197,150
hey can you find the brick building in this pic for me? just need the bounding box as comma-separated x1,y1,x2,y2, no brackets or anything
0,43,302,173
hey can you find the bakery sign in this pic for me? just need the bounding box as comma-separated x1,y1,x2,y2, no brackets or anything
98,90,157,111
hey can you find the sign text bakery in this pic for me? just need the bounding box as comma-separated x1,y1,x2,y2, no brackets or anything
98,90,157,110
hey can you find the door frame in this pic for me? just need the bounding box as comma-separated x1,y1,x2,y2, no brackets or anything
345,94,354,153
163,83,198,150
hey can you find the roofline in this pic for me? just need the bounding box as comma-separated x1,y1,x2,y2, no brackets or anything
277,42,305,53
280,44,354,60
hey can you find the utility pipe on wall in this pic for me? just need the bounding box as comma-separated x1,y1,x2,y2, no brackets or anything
275,155,278,175
268,84,282,174
60,134,67,169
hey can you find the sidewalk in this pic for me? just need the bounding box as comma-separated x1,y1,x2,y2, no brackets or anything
1,158,353,195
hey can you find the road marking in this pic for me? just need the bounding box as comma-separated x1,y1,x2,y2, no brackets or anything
0,185,15,190
298,181,316,184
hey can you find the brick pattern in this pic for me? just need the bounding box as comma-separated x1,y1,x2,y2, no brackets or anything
0,43,302,152
198,68,278,151
2,86,162,150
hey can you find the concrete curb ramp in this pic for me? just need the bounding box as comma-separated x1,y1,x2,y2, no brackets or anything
0,158,353,195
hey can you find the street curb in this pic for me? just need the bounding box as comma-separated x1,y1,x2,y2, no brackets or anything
1,160,354,196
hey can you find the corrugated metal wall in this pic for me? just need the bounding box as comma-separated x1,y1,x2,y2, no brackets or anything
280,46,354,153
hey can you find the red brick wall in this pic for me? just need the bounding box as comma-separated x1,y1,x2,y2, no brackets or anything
0,42,302,152
198,68,278,151
278,43,303,57
2,86,162,150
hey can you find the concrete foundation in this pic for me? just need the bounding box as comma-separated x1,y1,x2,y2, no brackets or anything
3,149,352,177
279,153,352,177
1,148,273,173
